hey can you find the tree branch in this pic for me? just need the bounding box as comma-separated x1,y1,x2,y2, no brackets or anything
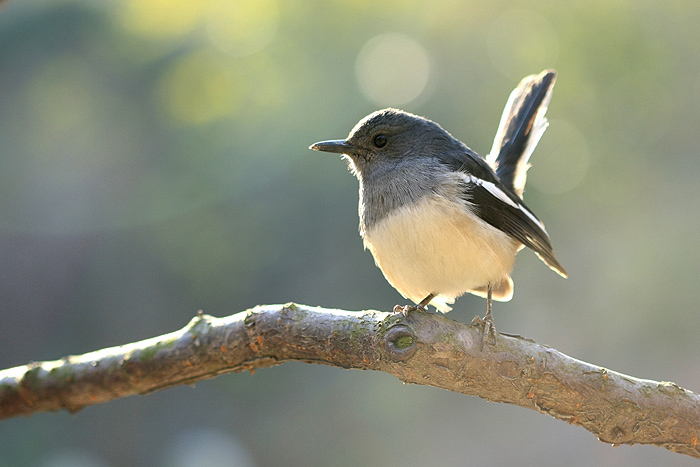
1,304,698,458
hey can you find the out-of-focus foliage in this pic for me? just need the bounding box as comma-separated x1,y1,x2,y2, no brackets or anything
1,0,700,465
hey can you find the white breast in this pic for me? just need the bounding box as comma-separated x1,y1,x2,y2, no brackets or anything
362,194,519,312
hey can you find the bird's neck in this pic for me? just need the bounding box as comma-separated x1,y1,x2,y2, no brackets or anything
358,163,442,235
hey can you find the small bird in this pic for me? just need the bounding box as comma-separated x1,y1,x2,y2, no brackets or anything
310,70,567,340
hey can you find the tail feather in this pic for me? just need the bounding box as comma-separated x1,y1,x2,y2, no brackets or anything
486,70,556,198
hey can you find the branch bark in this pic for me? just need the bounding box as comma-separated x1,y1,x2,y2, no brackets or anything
1,304,698,458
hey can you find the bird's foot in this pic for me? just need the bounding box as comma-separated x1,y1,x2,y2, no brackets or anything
392,303,428,317
471,285,496,347
471,313,497,346
393,304,413,316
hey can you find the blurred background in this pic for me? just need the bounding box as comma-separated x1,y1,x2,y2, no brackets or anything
1,0,699,465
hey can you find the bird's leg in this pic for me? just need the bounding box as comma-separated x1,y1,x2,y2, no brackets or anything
483,284,496,344
417,293,435,311
471,284,497,345
393,293,435,316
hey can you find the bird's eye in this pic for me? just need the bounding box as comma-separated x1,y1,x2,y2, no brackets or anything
373,134,387,148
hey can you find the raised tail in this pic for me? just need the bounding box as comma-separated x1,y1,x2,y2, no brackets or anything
486,70,556,199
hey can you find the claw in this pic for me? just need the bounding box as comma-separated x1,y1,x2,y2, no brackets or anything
392,304,416,317
391,293,435,316
482,313,497,346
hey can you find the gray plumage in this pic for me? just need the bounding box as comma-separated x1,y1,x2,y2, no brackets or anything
310,70,566,313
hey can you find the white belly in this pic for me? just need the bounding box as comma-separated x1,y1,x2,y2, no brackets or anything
362,194,519,312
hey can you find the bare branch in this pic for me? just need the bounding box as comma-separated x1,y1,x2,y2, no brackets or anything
1,304,699,459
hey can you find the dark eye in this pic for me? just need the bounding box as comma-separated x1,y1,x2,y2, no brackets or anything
373,134,387,148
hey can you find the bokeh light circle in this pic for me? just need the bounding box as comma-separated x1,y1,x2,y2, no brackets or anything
206,0,279,57
355,33,431,107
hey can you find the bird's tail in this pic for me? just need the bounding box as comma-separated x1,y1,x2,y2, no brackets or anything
486,70,556,199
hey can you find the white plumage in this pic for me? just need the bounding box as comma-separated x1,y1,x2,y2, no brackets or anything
363,191,519,312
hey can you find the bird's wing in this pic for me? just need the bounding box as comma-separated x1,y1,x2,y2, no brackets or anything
436,98,566,278
459,173,567,278
486,70,556,198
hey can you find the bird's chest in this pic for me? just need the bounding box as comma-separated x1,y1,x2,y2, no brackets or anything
361,194,519,300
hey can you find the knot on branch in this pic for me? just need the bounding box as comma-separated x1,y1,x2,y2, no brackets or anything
384,324,417,361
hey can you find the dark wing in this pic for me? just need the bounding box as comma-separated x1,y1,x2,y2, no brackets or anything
463,177,567,278
433,81,566,277
439,143,502,185
486,70,556,198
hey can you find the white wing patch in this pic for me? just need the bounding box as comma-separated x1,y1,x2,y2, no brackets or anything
469,175,518,208
457,173,547,232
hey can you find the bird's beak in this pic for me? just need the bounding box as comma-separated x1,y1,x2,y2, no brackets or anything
309,139,353,154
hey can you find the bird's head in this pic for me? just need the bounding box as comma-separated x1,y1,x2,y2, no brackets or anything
310,108,456,179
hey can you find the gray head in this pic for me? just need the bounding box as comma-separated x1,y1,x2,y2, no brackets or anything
310,108,461,180
310,108,467,229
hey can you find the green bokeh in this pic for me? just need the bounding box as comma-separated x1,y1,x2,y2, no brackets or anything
1,1,699,465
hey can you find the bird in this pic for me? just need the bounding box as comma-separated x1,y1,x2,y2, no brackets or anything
310,70,567,341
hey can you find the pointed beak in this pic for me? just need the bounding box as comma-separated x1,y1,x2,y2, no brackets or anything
309,139,354,154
